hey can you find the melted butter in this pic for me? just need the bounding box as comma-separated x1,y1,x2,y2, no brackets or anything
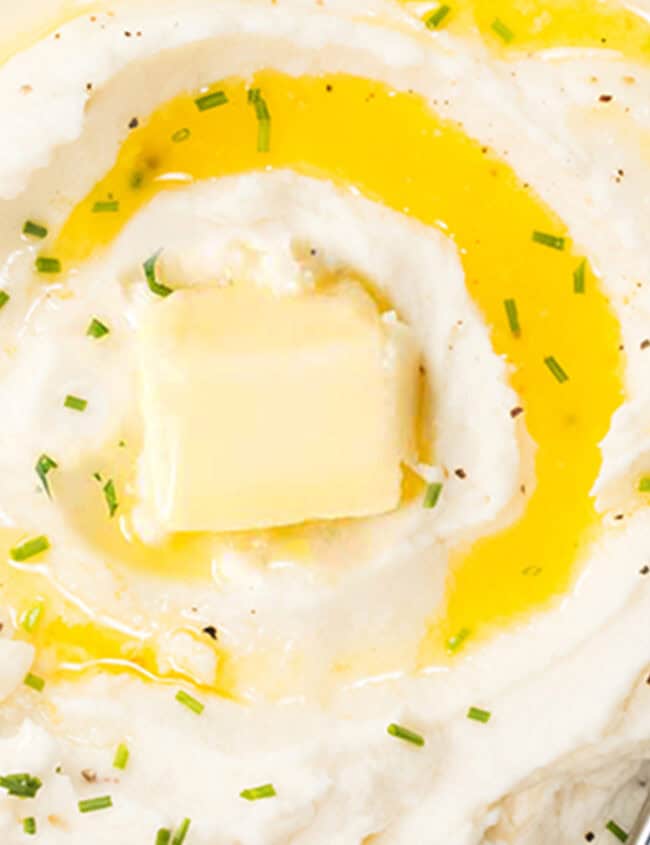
407,0,650,59
48,71,622,668
0,544,237,698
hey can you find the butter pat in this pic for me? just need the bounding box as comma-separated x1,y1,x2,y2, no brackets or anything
138,283,418,532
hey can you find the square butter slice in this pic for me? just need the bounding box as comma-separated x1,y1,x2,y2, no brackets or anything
138,282,418,532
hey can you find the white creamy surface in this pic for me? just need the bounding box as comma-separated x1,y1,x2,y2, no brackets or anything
0,1,649,843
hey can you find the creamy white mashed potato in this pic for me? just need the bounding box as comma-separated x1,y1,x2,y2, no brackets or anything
0,1,650,844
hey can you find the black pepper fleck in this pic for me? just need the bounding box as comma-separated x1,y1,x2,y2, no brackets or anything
454,468,467,479
510,406,524,418
640,566,649,575
202,626,218,641
128,117,139,129
640,339,650,350
599,94,613,102
585,833,595,843
81,769,97,783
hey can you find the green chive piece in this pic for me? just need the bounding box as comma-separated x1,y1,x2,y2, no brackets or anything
10,536,50,562
491,17,514,42
156,830,172,845
23,221,48,239
467,706,491,723
426,4,451,28
446,627,470,654
113,743,129,770
171,818,191,845
248,89,271,153
386,723,425,747
78,796,113,814
64,395,87,412
544,356,569,384
35,453,58,498
240,784,277,801
0,774,42,798
21,603,44,633
195,90,228,112
35,257,61,274
171,128,191,143
0,291,10,310
130,171,144,190
87,318,110,339
24,673,45,693
423,482,443,509
102,480,119,518
504,298,520,336
143,250,173,298
175,690,204,715
606,820,629,842
573,259,586,294
92,200,119,213
532,230,565,250
23,817,36,835
639,477,650,493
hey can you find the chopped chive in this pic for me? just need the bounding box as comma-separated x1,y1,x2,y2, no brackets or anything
446,627,470,653
467,706,491,723
171,128,191,143
194,90,228,112
606,820,629,842
156,830,172,845
247,89,271,153
92,200,119,213
10,536,50,562
171,818,191,845
87,318,110,339
113,743,129,770
387,723,425,747
423,482,443,509
130,171,144,190
24,673,45,693
143,250,173,298
426,4,451,28
0,291,10,310
503,298,520,336
491,17,514,43
574,259,586,294
544,356,569,384
240,784,276,801
639,477,650,493
64,395,87,412
23,221,48,239
35,453,58,498
102,480,119,518
35,257,61,274
21,603,44,633
23,817,36,835
532,230,565,250
78,796,113,814
175,690,204,715
0,774,42,798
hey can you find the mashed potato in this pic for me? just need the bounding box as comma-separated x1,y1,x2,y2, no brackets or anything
0,1,649,843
